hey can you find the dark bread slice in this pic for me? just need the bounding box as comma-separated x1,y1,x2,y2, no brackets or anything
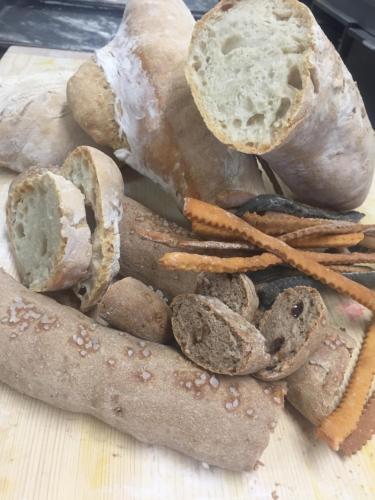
256,286,327,381
171,294,271,375
286,327,354,426
195,273,259,322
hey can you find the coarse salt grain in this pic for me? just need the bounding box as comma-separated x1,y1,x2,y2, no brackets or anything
246,409,254,417
142,348,151,358
80,350,87,357
209,376,219,389
76,337,84,346
107,358,116,367
140,370,152,381
127,348,134,357
138,340,146,348
229,386,240,397
185,381,193,389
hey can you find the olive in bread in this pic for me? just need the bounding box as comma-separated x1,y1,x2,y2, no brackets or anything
6,169,92,292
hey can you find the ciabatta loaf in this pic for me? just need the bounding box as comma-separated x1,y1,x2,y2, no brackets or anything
186,0,375,210
61,146,124,311
67,0,266,209
6,169,92,292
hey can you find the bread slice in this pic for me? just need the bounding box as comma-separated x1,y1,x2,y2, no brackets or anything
6,169,92,292
255,286,328,381
195,272,259,322
186,0,375,210
61,146,124,311
171,294,271,375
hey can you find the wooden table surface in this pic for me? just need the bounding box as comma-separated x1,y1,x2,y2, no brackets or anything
0,46,374,500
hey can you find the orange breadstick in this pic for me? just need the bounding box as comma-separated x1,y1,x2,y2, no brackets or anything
340,393,375,456
291,232,364,249
242,212,326,235
191,221,238,241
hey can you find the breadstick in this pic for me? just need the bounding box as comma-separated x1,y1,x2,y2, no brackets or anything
316,321,375,450
160,251,375,274
183,198,375,311
280,223,373,243
192,220,239,240
242,212,326,235
0,269,284,471
291,232,364,249
340,394,375,456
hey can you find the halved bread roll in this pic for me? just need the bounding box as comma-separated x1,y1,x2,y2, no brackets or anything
186,0,375,210
6,169,92,292
61,146,124,311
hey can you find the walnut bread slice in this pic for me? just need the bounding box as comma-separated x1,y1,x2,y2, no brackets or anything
6,169,92,292
186,0,375,209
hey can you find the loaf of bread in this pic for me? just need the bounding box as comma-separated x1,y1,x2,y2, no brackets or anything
195,273,259,322
0,269,285,471
120,196,198,299
0,65,98,173
67,0,266,209
256,287,328,381
6,169,92,292
171,294,271,375
61,146,124,311
97,277,172,344
186,0,375,210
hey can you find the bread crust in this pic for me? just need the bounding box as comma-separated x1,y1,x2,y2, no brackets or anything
186,0,375,210
0,269,284,471
62,146,124,311
6,169,92,291
68,0,266,209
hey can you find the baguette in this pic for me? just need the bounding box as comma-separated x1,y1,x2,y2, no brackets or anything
97,277,172,344
6,169,92,292
67,0,266,209
0,269,284,471
61,146,124,311
186,0,375,210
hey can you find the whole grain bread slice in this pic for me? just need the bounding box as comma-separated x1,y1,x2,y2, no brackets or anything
255,286,328,381
61,146,124,311
6,169,92,292
171,294,271,375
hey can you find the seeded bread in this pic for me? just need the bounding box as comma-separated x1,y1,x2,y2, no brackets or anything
186,0,375,210
195,273,259,322
67,0,266,209
61,146,124,311
97,277,172,344
256,287,328,381
0,269,285,471
171,294,271,375
6,169,92,292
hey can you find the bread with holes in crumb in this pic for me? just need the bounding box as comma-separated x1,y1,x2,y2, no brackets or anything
0,269,285,471
186,0,375,210
6,168,92,292
61,146,124,311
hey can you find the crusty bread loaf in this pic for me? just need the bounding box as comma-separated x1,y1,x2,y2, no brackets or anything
6,169,92,292
256,287,328,381
67,0,266,209
186,0,375,210
120,196,198,299
171,294,271,375
286,327,354,425
195,273,259,322
97,277,172,344
61,146,124,311
0,269,285,471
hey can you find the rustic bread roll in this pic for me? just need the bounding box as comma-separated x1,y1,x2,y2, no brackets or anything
171,294,271,375
256,287,328,381
195,273,259,322
67,0,266,209
286,327,354,425
120,196,198,299
0,64,98,173
6,169,92,292
97,277,172,344
61,146,124,311
0,269,285,471
186,0,375,210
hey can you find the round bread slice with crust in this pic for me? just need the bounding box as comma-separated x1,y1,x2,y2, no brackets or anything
61,146,124,311
6,169,92,292
171,294,271,375
255,286,328,381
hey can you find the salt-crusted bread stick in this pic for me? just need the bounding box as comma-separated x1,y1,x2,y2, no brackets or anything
0,269,284,471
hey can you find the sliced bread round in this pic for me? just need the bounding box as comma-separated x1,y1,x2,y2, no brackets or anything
6,169,92,292
61,146,124,311
171,294,271,375
255,286,328,381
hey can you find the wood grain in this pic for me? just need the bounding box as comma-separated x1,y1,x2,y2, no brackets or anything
0,46,374,500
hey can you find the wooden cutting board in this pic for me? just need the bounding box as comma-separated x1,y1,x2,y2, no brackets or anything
0,46,374,500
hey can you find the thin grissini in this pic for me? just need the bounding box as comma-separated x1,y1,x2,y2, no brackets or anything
0,269,284,471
